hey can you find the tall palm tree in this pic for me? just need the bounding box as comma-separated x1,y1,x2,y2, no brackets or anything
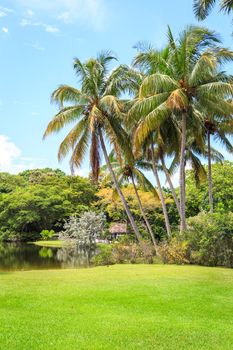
150,140,172,235
193,0,233,20
130,26,233,232
204,114,233,212
43,52,142,241
122,47,173,235
132,44,181,216
100,151,159,250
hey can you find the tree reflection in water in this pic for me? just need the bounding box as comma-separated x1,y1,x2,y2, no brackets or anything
56,244,96,268
0,242,97,270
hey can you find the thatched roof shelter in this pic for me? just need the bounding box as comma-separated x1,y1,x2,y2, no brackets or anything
109,223,127,235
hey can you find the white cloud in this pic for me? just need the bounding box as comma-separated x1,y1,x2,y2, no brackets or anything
20,18,31,26
2,27,9,33
25,41,45,51
76,167,90,177
0,6,14,17
18,0,106,30
0,10,7,17
44,24,59,33
0,135,41,174
20,18,59,33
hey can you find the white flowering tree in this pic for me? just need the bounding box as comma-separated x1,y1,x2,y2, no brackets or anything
60,211,105,247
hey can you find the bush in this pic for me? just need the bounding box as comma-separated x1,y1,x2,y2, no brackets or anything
159,212,233,267
185,212,233,267
92,240,155,266
112,240,155,264
159,237,190,265
40,229,55,241
92,244,114,266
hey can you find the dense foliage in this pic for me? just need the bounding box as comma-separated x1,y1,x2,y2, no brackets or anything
0,162,232,249
159,212,233,267
0,169,96,241
186,161,233,216
96,185,176,239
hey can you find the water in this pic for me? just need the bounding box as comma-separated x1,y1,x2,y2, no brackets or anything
0,242,98,271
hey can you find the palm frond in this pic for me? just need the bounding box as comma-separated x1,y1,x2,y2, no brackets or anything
51,85,90,107
43,106,84,138
58,118,88,161
139,73,179,98
70,125,90,173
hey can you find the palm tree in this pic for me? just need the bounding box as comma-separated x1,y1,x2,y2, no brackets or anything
204,114,233,212
121,47,173,235
193,0,233,20
132,44,181,215
43,52,142,241
100,151,159,250
150,140,172,235
130,26,233,232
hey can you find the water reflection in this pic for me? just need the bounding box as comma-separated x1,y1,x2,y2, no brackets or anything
0,242,97,271
39,247,54,258
57,246,96,268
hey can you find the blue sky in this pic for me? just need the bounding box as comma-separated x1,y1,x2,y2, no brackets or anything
0,0,232,181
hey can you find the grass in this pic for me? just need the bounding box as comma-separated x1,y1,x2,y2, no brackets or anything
0,264,233,350
32,240,64,247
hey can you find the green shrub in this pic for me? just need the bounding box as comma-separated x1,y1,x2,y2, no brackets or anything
159,237,190,265
185,212,233,267
40,229,55,241
112,240,155,264
92,244,114,266
93,240,155,266
158,212,233,267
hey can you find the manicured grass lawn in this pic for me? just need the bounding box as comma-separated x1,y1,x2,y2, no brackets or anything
32,240,64,247
0,265,233,350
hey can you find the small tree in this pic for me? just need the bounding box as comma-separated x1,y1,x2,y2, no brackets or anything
61,212,105,247
40,229,55,240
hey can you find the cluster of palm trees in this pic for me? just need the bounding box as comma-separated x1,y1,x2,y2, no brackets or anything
44,26,233,246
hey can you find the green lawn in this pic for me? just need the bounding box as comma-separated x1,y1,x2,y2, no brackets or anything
32,240,64,247
0,265,233,350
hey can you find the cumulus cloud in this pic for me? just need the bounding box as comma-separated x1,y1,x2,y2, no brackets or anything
2,27,9,33
17,0,107,30
0,135,40,173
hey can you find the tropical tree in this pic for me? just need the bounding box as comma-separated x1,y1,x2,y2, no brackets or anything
185,160,233,215
100,151,159,250
123,47,174,235
130,26,233,232
43,52,142,241
203,113,233,212
193,0,233,20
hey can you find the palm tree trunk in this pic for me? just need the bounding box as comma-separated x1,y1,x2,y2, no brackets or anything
160,155,181,216
98,128,142,242
179,112,187,232
131,174,159,253
151,143,171,236
207,129,214,214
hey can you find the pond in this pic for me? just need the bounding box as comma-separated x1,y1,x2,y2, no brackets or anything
0,242,98,271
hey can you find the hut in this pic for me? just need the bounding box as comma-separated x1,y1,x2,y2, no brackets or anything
109,223,128,239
